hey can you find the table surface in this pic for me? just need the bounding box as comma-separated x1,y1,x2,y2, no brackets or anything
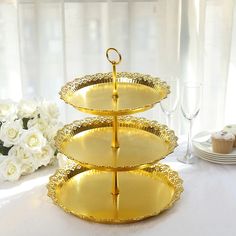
1,140,236,236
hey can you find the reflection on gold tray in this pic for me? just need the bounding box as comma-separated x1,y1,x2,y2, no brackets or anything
60,72,170,116
47,162,183,224
55,116,178,171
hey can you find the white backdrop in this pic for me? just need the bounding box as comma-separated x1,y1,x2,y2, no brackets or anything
0,0,235,135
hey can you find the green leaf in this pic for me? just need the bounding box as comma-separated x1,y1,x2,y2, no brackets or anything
54,149,58,156
0,140,13,155
22,117,31,129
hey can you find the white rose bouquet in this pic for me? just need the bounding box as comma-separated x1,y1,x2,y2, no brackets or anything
0,100,62,181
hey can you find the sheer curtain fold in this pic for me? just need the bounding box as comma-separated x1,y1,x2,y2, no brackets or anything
0,2,22,100
0,0,235,133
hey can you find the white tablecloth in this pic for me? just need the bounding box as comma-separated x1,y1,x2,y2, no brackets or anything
1,140,236,236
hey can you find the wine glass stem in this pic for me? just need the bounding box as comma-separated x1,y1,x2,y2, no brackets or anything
186,119,193,158
167,114,171,128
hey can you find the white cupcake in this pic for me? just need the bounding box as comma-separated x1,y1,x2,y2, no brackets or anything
211,131,235,154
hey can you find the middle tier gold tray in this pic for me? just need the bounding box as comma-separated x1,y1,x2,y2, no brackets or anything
47,162,183,224
55,116,178,171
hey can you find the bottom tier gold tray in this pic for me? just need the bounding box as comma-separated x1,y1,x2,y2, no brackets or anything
47,162,183,224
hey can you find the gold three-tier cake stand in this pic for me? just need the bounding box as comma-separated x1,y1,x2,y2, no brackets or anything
47,48,183,224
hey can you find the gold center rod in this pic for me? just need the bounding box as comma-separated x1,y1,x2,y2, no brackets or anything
111,61,119,149
112,171,119,196
111,145,119,196
112,115,119,148
112,63,118,99
106,48,122,197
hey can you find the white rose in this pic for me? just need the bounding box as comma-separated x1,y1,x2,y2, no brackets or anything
8,145,38,175
21,156,38,175
20,128,46,152
0,119,23,147
27,117,48,133
44,122,62,142
34,144,54,167
17,100,38,118
0,156,22,181
57,153,73,168
0,100,17,121
39,101,59,122
21,163,36,175
9,145,32,162
7,145,19,157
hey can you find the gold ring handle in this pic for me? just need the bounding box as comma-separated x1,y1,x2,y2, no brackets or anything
106,48,122,65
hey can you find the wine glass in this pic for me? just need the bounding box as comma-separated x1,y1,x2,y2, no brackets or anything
160,77,179,128
177,82,202,164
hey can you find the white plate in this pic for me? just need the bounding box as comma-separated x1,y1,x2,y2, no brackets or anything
193,147,236,161
192,131,236,158
193,142,236,158
193,147,236,164
195,154,236,165
194,154,236,164
192,131,236,165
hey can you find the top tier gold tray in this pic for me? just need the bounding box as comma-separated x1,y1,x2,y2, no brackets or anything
48,48,183,224
60,72,169,116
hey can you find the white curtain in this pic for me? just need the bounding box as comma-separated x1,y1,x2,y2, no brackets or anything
0,0,235,135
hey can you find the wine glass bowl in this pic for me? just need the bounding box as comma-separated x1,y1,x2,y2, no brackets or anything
160,77,179,127
181,84,201,120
